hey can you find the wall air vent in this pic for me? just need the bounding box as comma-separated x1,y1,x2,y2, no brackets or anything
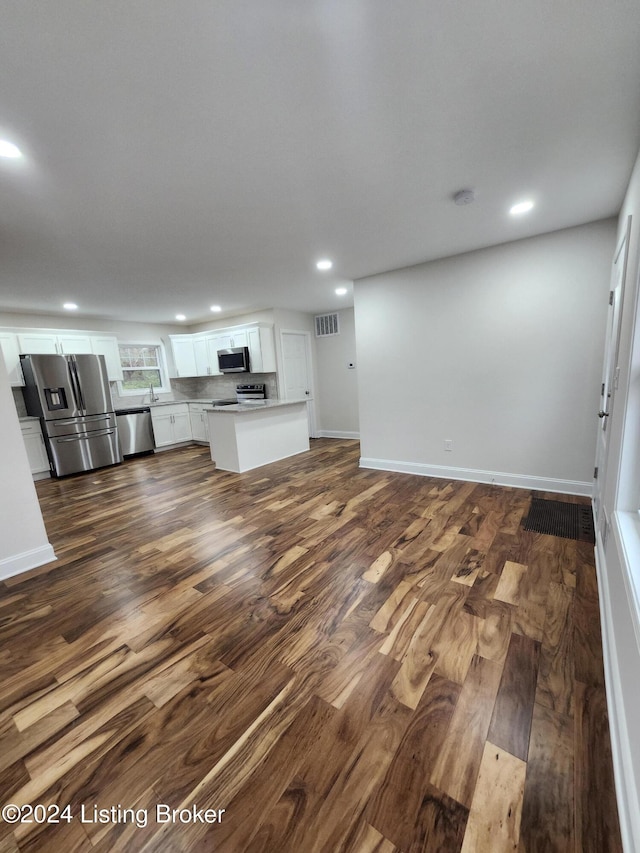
315,313,340,337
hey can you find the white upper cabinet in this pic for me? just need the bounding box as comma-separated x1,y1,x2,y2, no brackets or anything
247,326,276,373
228,330,248,348
205,335,223,375
90,335,123,381
192,324,275,376
10,329,122,382
0,332,24,385
169,335,198,378
57,333,94,354
191,333,222,376
193,335,213,376
17,331,94,357
212,329,248,354
17,332,59,354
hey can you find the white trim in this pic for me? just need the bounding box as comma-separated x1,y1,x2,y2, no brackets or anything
152,441,193,453
0,544,56,581
316,430,360,440
116,341,171,396
596,513,640,853
358,457,592,496
611,511,640,669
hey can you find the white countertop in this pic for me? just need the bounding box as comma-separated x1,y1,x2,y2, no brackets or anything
147,399,221,407
205,399,307,414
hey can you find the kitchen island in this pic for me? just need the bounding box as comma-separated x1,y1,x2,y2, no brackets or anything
206,400,309,473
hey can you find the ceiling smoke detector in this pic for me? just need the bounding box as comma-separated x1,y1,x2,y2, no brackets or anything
453,189,475,206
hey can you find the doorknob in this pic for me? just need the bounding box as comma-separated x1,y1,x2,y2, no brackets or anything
598,411,609,418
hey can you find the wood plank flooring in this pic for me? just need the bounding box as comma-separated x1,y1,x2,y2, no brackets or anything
0,440,622,852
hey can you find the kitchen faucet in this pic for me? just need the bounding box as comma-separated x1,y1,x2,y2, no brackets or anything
149,383,159,402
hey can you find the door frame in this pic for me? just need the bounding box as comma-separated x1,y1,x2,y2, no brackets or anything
280,328,317,438
594,214,631,531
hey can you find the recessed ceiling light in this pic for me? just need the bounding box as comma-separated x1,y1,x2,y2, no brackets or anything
0,139,22,159
63,302,78,311
316,259,333,271
175,314,186,321
510,200,534,215
210,305,222,312
335,287,348,296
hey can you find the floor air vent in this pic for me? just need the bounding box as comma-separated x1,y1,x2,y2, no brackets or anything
522,498,595,543
315,312,340,337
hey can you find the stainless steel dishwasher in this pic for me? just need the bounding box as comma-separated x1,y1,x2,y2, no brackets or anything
115,407,155,457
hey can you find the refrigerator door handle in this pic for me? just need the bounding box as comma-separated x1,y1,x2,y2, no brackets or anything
53,414,113,426
68,357,86,415
55,429,116,443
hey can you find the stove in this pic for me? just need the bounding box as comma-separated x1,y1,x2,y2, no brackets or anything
236,384,266,403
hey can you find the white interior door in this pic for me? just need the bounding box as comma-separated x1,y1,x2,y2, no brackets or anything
281,330,315,437
594,216,631,530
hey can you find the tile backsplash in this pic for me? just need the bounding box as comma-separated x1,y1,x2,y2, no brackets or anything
110,373,279,409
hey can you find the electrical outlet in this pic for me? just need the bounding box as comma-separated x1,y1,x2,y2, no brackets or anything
444,439,453,451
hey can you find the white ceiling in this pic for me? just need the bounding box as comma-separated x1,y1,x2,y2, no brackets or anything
1,1,640,325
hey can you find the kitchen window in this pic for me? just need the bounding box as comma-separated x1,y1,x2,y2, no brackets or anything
117,343,170,395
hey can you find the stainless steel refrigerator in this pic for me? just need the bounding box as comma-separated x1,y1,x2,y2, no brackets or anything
20,353,122,477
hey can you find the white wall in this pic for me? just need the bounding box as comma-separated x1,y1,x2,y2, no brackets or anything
594,145,640,853
314,308,359,438
189,309,275,334
355,219,616,493
0,350,55,579
0,312,183,340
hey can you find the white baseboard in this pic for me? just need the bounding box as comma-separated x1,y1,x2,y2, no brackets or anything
359,457,592,496
596,515,640,853
0,544,56,582
316,430,360,440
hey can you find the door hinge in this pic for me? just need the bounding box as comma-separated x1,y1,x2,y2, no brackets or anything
609,291,614,305
594,466,598,479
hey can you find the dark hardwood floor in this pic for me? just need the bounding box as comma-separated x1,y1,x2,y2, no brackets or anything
0,440,622,851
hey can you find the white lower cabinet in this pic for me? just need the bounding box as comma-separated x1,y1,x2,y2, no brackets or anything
20,421,50,477
150,404,192,448
189,404,209,443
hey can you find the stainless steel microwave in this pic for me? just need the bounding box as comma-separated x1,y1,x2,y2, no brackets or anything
217,346,250,373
